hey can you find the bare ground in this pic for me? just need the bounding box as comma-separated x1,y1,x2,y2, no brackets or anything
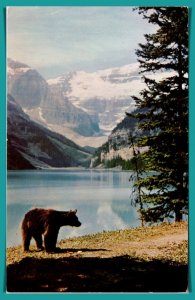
6,221,188,293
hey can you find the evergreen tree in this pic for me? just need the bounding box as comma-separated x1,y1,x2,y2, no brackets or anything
129,134,145,226
131,7,188,223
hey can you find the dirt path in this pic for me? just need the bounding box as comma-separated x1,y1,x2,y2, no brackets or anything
126,231,188,258
59,223,188,261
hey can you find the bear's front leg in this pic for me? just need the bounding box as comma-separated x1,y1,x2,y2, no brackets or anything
32,233,44,251
44,226,59,252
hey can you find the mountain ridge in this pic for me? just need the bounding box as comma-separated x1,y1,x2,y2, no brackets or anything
7,58,101,145
8,59,143,147
7,94,92,170
7,58,174,151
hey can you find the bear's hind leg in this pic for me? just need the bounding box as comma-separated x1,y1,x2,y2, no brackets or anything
22,232,31,251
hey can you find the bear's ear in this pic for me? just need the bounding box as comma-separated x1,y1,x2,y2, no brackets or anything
70,209,77,214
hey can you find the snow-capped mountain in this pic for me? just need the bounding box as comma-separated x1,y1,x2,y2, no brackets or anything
8,58,174,148
47,63,174,144
47,64,141,136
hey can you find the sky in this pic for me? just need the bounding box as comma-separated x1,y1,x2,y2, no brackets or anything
7,6,155,79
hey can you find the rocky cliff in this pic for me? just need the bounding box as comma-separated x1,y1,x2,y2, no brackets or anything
91,108,149,168
7,58,100,144
7,94,92,169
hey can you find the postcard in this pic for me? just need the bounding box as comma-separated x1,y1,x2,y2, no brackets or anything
4,3,190,295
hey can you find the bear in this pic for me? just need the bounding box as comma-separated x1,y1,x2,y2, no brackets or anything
21,208,81,252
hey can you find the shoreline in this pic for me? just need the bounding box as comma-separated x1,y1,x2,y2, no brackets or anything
7,221,188,260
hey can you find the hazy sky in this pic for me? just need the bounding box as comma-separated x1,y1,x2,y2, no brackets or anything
7,6,155,79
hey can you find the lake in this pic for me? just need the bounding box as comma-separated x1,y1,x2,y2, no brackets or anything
7,169,140,247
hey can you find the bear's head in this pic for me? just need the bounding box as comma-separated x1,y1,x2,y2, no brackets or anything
61,209,81,227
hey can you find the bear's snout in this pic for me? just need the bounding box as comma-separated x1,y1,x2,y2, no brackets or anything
74,220,81,227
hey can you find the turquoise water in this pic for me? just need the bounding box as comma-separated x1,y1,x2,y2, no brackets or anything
7,169,139,247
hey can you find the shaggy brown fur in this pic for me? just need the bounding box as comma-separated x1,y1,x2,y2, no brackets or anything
21,208,81,252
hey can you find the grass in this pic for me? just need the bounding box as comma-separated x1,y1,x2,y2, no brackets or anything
6,221,188,293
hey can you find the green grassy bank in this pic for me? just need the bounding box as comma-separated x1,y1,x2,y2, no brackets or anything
7,221,188,293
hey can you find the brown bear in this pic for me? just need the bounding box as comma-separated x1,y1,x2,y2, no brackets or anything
21,208,81,252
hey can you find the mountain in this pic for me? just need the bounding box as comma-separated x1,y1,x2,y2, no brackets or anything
7,58,48,109
8,58,174,148
91,108,149,168
8,58,141,148
47,64,140,137
7,94,92,170
47,63,174,147
7,58,100,145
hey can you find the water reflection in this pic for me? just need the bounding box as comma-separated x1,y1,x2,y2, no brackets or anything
7,170,139,247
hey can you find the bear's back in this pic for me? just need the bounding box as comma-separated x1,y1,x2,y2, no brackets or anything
23,208,57,231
